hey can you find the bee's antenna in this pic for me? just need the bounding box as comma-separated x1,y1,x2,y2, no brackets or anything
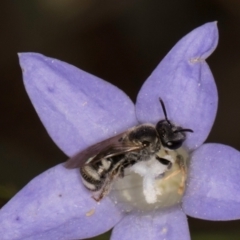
174,128,194,133
159,98,170,124
159,98,193,134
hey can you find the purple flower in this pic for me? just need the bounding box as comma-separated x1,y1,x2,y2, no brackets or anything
1,22,240,240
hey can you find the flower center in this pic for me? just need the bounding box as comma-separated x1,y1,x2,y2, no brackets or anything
109,147,189,212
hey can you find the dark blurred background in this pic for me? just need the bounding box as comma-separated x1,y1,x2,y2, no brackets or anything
1,1,240,239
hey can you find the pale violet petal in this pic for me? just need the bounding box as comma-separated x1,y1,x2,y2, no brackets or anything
136,22,218,150
0,165,123,240
19,53,137,156
183,143,240,220
111,206,190,240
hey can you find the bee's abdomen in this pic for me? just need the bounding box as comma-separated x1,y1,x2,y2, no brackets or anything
80,165,104,191
80,158,112,191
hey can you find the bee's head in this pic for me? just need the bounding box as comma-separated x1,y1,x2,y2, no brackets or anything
156,98,193,150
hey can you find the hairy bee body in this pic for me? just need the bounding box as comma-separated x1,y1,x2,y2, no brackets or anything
65,98,193,201
80,125,161,195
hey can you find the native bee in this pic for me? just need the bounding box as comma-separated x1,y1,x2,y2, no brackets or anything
65,98,193,201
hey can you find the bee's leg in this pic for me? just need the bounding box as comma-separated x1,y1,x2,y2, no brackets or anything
119,166,125,178
162,169,181,181
92,180,112,202
120,159,137,178
161,155,187,195
176,155,187,195
92,166,122,201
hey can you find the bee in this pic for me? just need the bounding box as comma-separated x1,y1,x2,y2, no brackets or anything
65,98,193,201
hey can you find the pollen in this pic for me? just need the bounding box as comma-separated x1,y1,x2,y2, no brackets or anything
110,147,189,212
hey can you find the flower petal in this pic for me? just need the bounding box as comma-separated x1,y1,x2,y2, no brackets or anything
0,165,123,240
19,53,137,156
136,22,218,150
182,143,240,220
111,206,190,240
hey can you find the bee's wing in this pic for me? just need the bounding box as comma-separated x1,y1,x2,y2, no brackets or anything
64,131,142,169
